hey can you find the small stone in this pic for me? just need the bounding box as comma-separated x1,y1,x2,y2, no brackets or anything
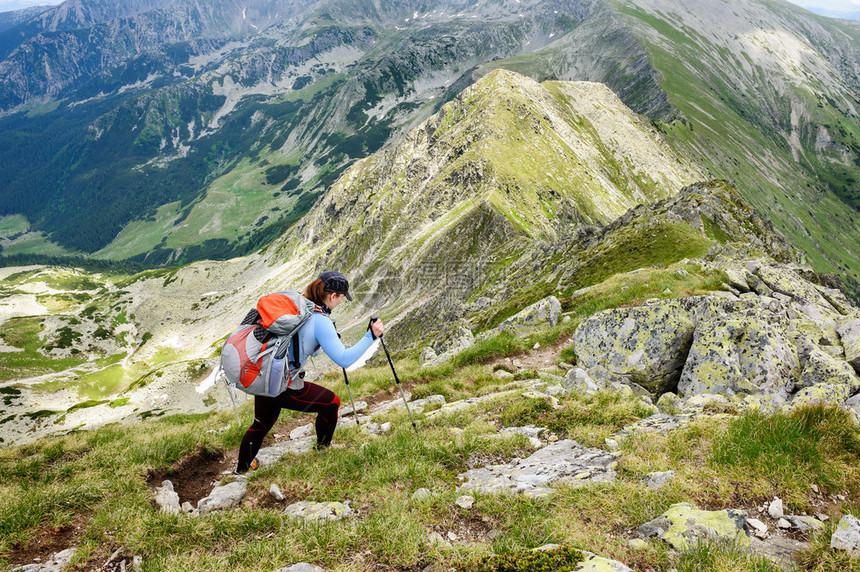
778,518,792,529
290,424,314,440
786,515,825,532
412,488,431,501
817,513,829,522
270,483,285,501
768,498,784,519
811,484,820,494
154,480,181,514
285,500,353,521
548,434,559,442
831,514,860,554
339,401,368,417
380,422,392,433
533,544,561,552
447,531,459,542
604,438,619,452
273,564,326,572
181,501,194,513
428,532,449,546
628,539,648,550
644,470,675,489
197,481,248,515
656,392,681,413
455,495,475,509
748,518,768,533
533,342,541,350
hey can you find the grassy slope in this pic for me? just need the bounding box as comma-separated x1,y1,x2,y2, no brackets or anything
0,263,857,571
611,2,860,285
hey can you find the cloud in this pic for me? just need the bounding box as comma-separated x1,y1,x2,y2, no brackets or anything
0,0,61,12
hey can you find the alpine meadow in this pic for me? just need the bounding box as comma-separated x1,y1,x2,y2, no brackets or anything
1,0,860,571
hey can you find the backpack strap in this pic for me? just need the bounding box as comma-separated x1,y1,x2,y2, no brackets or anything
290,332,301,370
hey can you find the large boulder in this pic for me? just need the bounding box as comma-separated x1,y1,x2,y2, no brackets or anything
573,299,698,394
422,324,475,367
754,265,833,308
839,318,860,374
792,383,854,408
796,345,860,395
678,308,799,402
638,503,749,550
790,318,841,348
478,296,562,341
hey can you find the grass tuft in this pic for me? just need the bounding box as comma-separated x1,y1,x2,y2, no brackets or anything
458,545,584,571
677,539,797,572
711,404,860,502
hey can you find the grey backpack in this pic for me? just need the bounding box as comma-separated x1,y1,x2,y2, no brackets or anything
220,290,315,396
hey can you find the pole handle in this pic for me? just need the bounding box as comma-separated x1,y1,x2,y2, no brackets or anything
369,314,382,338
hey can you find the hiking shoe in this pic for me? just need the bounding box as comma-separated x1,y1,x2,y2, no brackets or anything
235,458,260,474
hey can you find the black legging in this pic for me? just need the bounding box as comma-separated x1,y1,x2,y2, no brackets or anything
237,381,340,472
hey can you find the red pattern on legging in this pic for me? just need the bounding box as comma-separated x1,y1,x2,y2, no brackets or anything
237,381,340,472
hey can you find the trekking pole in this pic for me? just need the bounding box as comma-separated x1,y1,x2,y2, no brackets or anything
335,329,360,428
342,367,360,428
370,315,417,432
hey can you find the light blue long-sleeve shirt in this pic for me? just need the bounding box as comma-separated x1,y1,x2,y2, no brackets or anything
286,311,374,388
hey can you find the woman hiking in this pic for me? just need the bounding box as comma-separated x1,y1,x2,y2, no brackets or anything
236,270,384,473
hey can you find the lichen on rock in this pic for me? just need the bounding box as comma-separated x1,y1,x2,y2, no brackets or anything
678,306,799,402
638,502,749,550
573,298,699,394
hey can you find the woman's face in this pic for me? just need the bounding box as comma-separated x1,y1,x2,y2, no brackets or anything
324,291,346,310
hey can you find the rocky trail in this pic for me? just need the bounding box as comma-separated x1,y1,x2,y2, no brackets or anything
17,350,859,571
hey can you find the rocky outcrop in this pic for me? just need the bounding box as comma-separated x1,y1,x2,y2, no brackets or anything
456,439,617,497
840,319,860,373
572,261,860,409
478,296,562,341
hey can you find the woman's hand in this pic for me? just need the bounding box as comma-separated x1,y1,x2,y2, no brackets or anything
370,318,384,339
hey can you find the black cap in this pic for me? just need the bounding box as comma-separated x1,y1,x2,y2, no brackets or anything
318,270,352,301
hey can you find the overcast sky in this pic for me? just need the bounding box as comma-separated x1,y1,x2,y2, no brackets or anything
0,0,858,18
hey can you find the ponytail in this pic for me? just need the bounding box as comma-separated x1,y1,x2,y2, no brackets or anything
304,278,327,307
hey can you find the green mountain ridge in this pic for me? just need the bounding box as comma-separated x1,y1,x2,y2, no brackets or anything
0,69,809,448
1,0,859,296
